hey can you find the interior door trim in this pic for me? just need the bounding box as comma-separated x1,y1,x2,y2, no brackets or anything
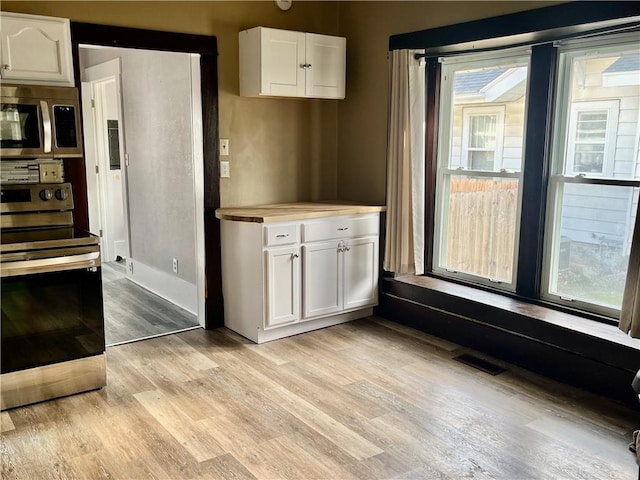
70,22,223,328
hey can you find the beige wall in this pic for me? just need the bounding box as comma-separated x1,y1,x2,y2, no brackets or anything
2,1,563,207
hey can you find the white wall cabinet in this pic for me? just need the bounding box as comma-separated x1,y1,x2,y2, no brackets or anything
220,212,379,343
0,12,74,86
239,27,346,99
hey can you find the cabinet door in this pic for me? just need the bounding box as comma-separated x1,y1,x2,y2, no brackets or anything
0,14,74,86
265,246,301,328
343,236,379,310
261,28,306,97
305,33,346,99
303,241,342,319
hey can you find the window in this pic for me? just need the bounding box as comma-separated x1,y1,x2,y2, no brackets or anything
566,101,619,176
462,107,505,170
434,51,530,288
420,28,639,320
543,39,640,316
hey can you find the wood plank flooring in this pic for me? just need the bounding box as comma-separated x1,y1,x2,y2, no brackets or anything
102,262,199,346
2,317,639,479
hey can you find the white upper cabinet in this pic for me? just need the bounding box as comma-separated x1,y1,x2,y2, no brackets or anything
0,12,74,86
239,27,345,99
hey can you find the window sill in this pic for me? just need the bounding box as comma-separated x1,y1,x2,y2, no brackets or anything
394,274,638,350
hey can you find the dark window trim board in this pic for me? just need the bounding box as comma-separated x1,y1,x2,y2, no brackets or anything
389,1,640,52
70,23,223,329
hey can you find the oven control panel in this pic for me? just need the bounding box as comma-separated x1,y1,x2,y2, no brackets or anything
0,183,74,213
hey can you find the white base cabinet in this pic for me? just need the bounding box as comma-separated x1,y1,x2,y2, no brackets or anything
220,213,379,343
0,12,74,86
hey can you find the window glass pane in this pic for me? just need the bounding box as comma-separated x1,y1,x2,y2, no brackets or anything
548,184,639,310
441,175,519,283
546,39,640,316
469,151,495,171
437,52,529,288
563,47,640,179
575,111,607,141
574,144,605,173
449,60,528,173
469,115,497,149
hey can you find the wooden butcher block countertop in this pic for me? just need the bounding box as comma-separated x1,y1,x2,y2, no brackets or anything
215,202,386,223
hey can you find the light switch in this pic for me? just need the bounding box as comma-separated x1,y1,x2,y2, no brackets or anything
220,138,229,156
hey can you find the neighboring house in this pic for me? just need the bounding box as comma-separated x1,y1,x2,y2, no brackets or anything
448,54,639,253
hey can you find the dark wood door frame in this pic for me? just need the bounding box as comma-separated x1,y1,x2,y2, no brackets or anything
70,23,223,329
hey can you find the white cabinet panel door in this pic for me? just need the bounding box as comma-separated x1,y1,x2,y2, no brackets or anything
303,241,342,319
305,33,346,99
0,13,74,86
265,246,300,328
343,236,379,310
262,28,305,97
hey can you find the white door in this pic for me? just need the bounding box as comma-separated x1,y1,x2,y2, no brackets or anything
262,28,306,97
81,81,102,239
265,246,301,328
343,236,379,310
303,241,342,319
83,59,129,265
305,33,346,99
0,14,73,85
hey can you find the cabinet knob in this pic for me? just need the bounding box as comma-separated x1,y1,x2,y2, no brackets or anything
337,227,349,231
292,253,299,259
1,64,11,71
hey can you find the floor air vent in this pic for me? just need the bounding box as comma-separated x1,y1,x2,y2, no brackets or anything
454,353,506,376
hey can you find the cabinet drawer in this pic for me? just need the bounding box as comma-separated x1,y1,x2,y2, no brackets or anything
264,224,299,247
303,214,379,242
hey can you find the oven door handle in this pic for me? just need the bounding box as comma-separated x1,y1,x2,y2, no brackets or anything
41,100,52,153
1,251,100,278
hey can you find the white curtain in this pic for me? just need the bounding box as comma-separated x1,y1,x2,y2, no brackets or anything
620,210,640,338
383,49,425,276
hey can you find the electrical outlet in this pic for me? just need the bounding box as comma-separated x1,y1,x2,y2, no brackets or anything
220,161,230,178
172,258,178,274
220,138,229,156
128,260,133,274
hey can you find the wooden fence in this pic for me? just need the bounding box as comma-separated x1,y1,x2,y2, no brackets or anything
445,177,518,282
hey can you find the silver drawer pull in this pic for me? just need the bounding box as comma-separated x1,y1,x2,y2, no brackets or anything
337,227,349,231
276,234,290,238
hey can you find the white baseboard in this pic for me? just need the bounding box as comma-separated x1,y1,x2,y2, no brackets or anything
126,259,197,315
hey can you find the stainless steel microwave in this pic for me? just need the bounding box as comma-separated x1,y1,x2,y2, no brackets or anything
0,84,83,159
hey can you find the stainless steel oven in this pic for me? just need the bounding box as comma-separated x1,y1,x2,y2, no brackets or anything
1,84,83,159
0,183,105,410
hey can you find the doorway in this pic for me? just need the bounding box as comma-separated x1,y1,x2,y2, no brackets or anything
72,22,223,331
79,44,204,345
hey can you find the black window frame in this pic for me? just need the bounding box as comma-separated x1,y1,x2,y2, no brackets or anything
390,1,640,325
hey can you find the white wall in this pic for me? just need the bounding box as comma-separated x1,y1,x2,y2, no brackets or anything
80,47,197,285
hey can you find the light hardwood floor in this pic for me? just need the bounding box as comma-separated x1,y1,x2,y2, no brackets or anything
1,317,638,479
102,262,199,346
